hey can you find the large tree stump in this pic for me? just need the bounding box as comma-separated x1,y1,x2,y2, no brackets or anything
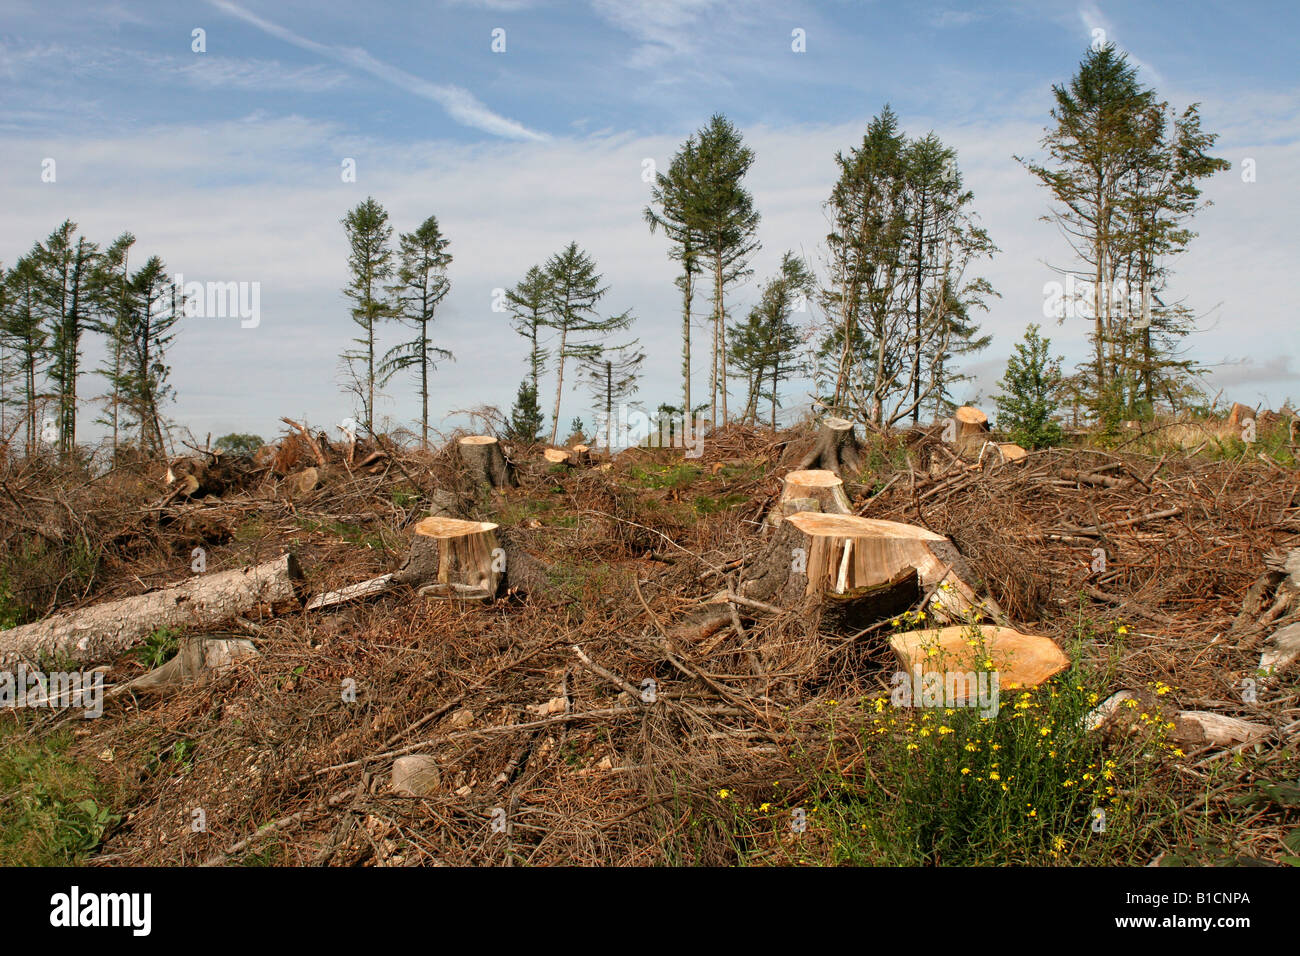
458,435,517,489
742,512,997,622
0,554,302,667
798,417,863,477
952,406,989,455
394,516,504,601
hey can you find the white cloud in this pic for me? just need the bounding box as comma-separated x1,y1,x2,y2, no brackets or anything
205,0,547,141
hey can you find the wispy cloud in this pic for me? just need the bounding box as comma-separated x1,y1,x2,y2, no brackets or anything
205,0,547,140
1077,2,1165,85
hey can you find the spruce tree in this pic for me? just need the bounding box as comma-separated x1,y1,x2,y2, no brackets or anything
382,214,454,447
994,324,1064,450
341,197,395,430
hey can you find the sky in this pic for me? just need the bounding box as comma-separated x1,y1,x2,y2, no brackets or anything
1,0,1297,445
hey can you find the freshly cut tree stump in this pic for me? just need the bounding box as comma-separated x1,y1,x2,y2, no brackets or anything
952,406,989,454
395,516,503,601
890,625,1069,696
1227,402,1256,428
287,466,321,495
458,435,517,488
544,448,575,467
797,417,863,477
0,554,302,667
109,636,259,698
775,469,852,519
742,512,997,621
978,442,1028,467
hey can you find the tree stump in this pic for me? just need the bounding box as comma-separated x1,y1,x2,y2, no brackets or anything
1227,402,1256,428
458,435,517,488
741,512,997,622
797,417,863,477
767,469,853,528
543,448,574,468
394,516,504,601
109,635,259,698
952,406,989,455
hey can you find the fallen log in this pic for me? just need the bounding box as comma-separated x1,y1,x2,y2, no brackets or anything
458,435,517,489
797,417,863,477
0,554,302,667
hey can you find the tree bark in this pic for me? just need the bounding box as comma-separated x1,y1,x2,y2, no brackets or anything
797,417,863,477
458,435,517,488
0,554,302,667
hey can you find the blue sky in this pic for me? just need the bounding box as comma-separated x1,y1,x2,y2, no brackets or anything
2,0,1297,443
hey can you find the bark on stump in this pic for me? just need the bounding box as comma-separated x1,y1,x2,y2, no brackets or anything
0,554,302,667
741,512,997,622
766,469,854,528
394,516,504,601
458,435,517,489
798,417,863,477
952,406,989,455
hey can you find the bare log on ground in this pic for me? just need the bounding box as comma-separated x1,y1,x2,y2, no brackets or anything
108,635,259,698
458,435,517,489
0,554,302,667
394,516,503,601
741,512,999,622
890,625,1069,696
306,573,397,611
797,417,863,477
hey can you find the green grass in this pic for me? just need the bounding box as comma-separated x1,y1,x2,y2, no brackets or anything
628,463,702,490
0,719,120,865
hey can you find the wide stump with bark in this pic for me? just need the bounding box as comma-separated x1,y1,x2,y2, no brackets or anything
798,417,863,478
458,435,517,489
394,516,504,601
742,512,997,622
